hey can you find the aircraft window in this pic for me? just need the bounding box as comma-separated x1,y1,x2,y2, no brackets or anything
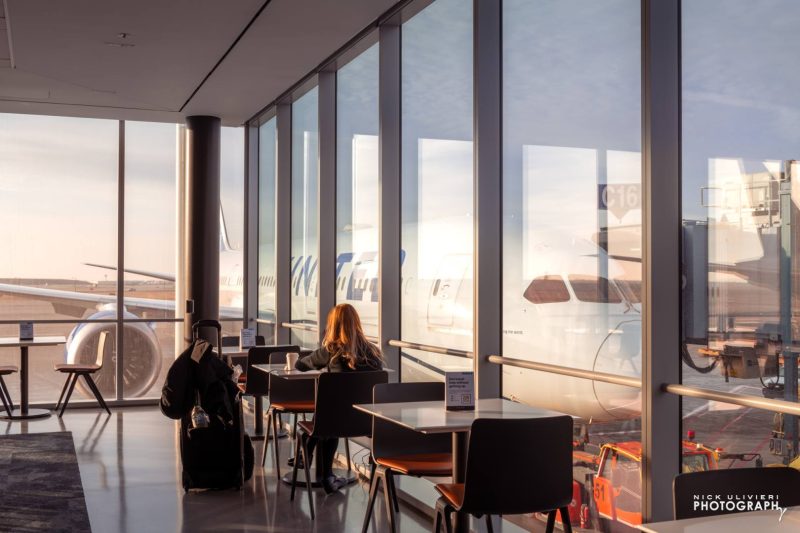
523,276,570,304
615,279,641,303
568,275,623,303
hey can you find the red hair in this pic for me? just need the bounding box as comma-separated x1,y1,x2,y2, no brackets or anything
322,304,382,370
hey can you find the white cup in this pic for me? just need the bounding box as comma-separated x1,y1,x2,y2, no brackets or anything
285,352,299,371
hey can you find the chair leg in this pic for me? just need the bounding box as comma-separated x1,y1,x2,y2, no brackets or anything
345,438,352,473
545,509,557,533
485,514,494,533
433,505,442,533
55,374,73,411
361,466,382,533
262,410,272,467
290,430,301,501
300,434,314,520
380,467,397,533
272,411,282,478
83,374,110,415
59,373,79,417
0,376,13,412
387,468,400,513
442,503,453,533
0,377,11,416
559,507,573,533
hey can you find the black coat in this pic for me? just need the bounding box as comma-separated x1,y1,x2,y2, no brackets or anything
295,346,383,373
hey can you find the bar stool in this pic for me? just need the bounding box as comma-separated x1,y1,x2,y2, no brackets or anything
262,350,315,478
291,370,389,520
433,416,574,533
0,365,17,415
362,382,452,533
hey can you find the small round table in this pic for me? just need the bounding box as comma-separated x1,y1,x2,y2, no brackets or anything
0,336,66,420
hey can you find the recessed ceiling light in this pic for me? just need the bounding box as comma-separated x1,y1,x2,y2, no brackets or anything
117,32,131,39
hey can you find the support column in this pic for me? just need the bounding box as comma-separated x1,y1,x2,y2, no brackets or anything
379,23,401,381
184,116,221,344
642,0,681,523
244,123,259,335
275,105,292,345
473,0,501,399
318,71,337,345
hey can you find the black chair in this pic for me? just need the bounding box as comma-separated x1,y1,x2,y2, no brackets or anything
54,330,111,417
239,345,296,439
0,365,17,415
291,370,389,520
263,350,315,478
362,382,452,533
674,466,800,520
223,335,266,371
433,416,573,533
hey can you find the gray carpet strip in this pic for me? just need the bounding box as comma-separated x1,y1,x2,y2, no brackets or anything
0,432,91,532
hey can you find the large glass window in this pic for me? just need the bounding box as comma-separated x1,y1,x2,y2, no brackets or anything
124,121,179,398
400,0,474,381
336,44,379,339
291,88,320,347
681,1,800,471
0,114,118,402
220,126,245,338
258,118,278,344
502,2,641,531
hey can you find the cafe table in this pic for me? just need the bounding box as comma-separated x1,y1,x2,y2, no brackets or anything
0,336,66,420
353,397,569,533
639,507,800,532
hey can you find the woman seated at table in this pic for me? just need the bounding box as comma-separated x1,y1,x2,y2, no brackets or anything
295,303,383,493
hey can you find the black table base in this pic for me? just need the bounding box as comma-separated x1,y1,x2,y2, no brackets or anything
0,407,51,420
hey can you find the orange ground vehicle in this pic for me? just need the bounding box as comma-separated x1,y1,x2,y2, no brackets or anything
542,439,760,531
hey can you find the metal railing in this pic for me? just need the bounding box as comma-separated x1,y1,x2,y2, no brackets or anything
388,339,473,359
280,322,319,333
487,355,641,388
664,383,800,417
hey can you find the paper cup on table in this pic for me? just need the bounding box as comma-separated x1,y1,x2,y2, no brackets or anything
285,352,299,371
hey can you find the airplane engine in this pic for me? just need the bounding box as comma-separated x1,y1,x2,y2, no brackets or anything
65,305,163,398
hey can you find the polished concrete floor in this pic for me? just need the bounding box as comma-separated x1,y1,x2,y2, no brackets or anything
0,406,437,533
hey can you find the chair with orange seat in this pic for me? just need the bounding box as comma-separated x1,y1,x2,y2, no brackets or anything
54,330,111,417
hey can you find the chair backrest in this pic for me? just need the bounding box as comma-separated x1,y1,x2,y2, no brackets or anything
372,382,450,459
673,467,800,520
221,335,267,348
95,330,109,368
267,349,315,404
461,416,573,516
244,345,298,395
312,371,388,438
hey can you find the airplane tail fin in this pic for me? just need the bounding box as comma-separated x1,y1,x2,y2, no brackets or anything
220,207,233,252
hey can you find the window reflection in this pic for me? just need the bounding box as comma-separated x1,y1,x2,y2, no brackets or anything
336,44,379,338
399,0,474,382
258,117,277,343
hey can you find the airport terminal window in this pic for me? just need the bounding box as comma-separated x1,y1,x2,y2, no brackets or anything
336,43,379,339
291,87,320,348
399,0,474,380
501,2,642,530
258,117,277,343
220,126,245,336
523,276,570,305
124,121,179,398
0,114,118,402
681,1,800,469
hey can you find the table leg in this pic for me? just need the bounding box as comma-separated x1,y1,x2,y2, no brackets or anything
252,396,264,440
20,346,28,415
452,431,469,533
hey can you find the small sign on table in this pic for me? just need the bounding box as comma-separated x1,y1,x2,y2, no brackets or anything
240,328,256,350
445,371,475,411
19,322,33,341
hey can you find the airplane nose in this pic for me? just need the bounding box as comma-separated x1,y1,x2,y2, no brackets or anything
592,319,642,419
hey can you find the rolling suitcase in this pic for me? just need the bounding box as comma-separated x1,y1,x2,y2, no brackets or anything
179,320,253,492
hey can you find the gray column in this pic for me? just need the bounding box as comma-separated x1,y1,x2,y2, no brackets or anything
244,123,259,334
379,23,401,380
184,115,221,344
473,0,501,399
641,0,681,523
275,104,292,345
318,71,337,345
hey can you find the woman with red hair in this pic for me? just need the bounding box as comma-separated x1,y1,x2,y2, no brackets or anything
295,303,383,492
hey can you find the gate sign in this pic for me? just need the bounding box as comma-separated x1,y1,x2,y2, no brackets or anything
598,183,641,219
